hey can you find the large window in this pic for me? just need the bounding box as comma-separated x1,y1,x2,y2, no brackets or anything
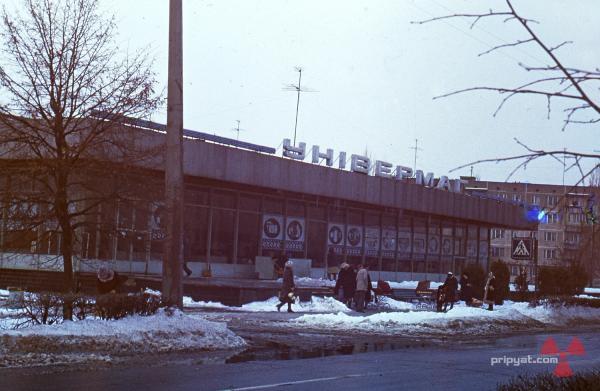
210,209,235,263
397,216,411,272
307,220,327,268
427,219,441,273
238,212,259,264
184,206,209,261
413,217,426,273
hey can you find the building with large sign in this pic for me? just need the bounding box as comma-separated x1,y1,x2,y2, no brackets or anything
0,119,537,284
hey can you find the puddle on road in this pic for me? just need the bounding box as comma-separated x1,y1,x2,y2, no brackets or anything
224,341,407,364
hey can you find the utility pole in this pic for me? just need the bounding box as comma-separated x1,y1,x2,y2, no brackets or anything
163,0,184,308
409,139,423,175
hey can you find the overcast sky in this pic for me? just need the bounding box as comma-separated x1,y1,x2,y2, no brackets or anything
34,1,600,185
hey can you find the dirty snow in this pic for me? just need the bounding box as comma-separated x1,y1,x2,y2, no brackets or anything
291,301,600,335
183,294,415,314
0,308,245,360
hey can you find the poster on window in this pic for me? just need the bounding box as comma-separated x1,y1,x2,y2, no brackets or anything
381,228,397,259
346,225,363,256
364,227,380,257
284,217,305,251
413,233,426,254
428,236,440,254
262,214,284,250
327,223,345,254
442,237,453,255
397,231,411,256
150,203,166,241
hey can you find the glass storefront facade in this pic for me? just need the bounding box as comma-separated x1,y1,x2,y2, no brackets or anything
0,179,492,276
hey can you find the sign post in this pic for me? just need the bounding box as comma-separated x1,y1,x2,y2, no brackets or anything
511,236,537,300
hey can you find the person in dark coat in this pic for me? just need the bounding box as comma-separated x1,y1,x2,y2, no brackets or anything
97,265,120,294
276,260,295,312
334,262,356,308
459,272,474,305
442,272,459,312
484,272,497,311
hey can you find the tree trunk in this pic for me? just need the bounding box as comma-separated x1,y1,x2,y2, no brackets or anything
56,171,74,320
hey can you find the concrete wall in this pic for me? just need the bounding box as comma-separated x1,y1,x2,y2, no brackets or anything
182,139,534,229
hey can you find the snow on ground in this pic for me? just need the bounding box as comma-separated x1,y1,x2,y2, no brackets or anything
378,280,443,289
0,308,245,358
575,294,600,300
509,284,536,292
0,289,8,297
585,287,600,294
290,301,600,336
184,295,415,313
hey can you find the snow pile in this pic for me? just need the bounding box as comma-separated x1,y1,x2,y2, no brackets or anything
575,294,600,300
242,296,351,313
183,296,230,309
0,289,9,297
376,280,443,290
275,277,335,288
372,296,414,311
184,295,354,313
0,308,246,356
291,301,600,335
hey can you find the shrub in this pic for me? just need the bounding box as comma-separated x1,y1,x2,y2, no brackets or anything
13,292,93,328
490,259,510,305
497,369,600,391
94,292,161,320
539,264,589,296
462,263,486,299
10,291,161,327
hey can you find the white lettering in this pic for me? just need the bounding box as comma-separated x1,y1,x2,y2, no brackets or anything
436,176,452,191
311,145,334,166
350,154,370,174
282,139,306,160
395,165,413,179
415,170,435,187
338,152,347,169
375,160,393,178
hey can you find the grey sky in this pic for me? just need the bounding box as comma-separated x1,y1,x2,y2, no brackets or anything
19,0,600,185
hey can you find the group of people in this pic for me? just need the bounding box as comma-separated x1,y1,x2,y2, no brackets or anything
437,271,497,312
333,263,373,312
276,259,375,313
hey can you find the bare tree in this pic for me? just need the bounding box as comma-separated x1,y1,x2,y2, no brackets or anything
0,0,160,318
415,0,600,181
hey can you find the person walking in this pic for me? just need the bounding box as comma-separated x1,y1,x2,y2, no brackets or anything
442,272,458,312
276,260,295,312
354,264,369,313
483,272,496,311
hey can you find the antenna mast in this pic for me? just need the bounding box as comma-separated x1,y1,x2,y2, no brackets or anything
283,67,317,146
409,139,423,174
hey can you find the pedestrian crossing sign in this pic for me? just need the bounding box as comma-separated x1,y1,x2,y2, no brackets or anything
511,238,534,260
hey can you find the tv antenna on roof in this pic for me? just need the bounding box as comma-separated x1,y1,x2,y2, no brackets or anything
283,67,317,146
231,120,246,141
409,139,423,174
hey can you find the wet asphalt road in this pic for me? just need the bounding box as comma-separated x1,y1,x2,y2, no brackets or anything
1,330,599,391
